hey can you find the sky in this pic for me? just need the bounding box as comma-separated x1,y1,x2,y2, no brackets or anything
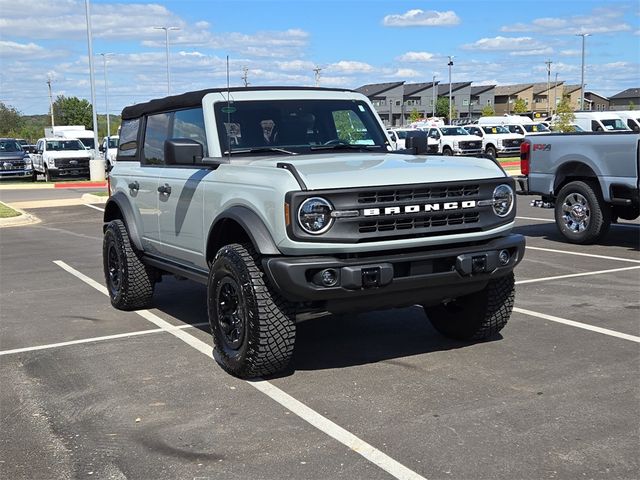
1,0,639,115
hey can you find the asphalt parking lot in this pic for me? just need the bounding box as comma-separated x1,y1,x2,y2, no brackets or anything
1,191,639,480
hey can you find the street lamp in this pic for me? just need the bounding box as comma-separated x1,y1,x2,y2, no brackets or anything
576,33,590,110
84,0,101,181
447,56,454,122
99,53,113,139
431,75,436,119
154,25,180,96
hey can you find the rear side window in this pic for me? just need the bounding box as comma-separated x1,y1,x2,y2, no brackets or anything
144,112,172,165
118,119,140,158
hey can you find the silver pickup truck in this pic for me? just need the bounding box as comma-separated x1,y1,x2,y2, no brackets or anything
518,131,639,243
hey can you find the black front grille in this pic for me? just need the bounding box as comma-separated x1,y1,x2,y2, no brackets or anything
359,212,480,233
459,141,481,149
1,160,25,170
57,158,89,168
503,138,523,148
358,184,479,204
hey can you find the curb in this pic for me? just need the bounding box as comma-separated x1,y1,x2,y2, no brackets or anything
0,205,41,228
81,193,108,204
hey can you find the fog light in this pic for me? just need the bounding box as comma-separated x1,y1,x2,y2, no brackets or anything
319,268,338,287
498,249,510,266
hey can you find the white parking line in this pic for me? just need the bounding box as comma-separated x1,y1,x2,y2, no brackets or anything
513,307,640,343
526,246,640,264
84,204,105,212
517,216,639,228
53,260,427,480
0,323,209,356
516,216,552,222
515,265,640,285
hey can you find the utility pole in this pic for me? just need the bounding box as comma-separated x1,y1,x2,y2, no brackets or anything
447,56,454,123
432,75,436,119
313,66,322,87
47,76,55,128
154,25,180,96
545,59,552,117
100,53,113,138
241,66,249,87
577,33,590,110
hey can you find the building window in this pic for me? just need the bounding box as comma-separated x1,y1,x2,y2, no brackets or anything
462,99,469,106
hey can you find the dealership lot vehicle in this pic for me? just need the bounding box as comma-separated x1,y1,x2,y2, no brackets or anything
1,193,638,480
426,125,483,156
31,137,92,182
464,124,524,158
0,138,33,180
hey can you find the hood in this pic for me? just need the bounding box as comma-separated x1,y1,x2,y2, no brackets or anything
45,150,91,159
248,152,505,190
0,151,27,161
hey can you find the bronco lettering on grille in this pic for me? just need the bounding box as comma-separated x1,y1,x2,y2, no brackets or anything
363,200,477,216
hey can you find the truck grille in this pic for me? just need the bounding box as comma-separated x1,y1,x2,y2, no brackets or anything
459,141,481,150
1,160,25,170
502,138,523,148
358,184,479,204
359,212,480,233
56,158,89,168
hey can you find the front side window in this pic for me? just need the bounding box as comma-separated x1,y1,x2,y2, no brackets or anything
118,118,140,158
213,99,387,155
173,108,208,157
600,118,628,131
143,112,172,165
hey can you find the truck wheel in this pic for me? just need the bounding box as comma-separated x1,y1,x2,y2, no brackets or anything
103,219,155,310
443,147,453,156
554,180,610,244
44,167,52,182
485,145,497,159
208,243,295,379
424,272,515,341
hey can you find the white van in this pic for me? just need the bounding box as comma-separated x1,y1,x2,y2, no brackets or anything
477,115,532,126
569,112,630,132
610,111,640,132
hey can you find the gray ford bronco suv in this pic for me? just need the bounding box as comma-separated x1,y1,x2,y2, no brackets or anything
103,86,525,378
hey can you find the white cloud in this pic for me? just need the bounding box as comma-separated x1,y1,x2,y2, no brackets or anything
0,40,66,59
462,36,548,53
510,47,554,56
387,68,422,78
326,61,374,74
396,51,435,62
383,9,460,27
275,60,316,71
500,7,632,35
560,49,581,56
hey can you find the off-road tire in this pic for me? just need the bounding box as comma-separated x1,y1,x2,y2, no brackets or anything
485,145,497,159
208,243,295,379
442,147,452,156
103,219,155,310
554,180,610,244
424,272,515,341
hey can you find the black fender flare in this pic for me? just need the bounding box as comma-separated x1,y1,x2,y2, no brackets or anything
209,206,280,256
103,191,144,251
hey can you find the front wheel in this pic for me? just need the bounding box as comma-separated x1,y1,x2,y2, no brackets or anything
424,273,515,341
554,180,610,244
485,145,497,159
208,243,295,378
44,167,52,182
442,147,452,156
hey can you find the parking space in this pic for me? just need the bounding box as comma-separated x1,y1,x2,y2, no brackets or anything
1,197,639,479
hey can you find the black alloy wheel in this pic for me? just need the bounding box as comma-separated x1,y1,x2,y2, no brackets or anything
216,277,246,350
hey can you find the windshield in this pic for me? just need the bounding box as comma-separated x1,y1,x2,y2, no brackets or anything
441,127,469,136
79,138,95,149
481,125,510,134
46,140,86,151
601,119,628,131
214,99,387,155
523,123,550,133
0,140,23,152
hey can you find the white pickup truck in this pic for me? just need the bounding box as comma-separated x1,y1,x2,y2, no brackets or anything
464,125,524,158
519,131,639,243
426,125,483,156
31,137,92,181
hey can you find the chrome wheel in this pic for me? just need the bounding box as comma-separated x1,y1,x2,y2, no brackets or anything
561,192,590,233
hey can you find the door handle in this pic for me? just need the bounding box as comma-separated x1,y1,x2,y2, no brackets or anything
128,181,139,191
158,183,172,195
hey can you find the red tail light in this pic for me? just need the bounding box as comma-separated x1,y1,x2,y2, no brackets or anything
520,141,530,176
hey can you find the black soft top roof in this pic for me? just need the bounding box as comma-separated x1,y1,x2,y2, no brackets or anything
121,86,355,120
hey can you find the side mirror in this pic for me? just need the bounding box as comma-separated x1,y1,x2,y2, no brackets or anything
405,136,428,155
99,145,105,152
164,138,203,165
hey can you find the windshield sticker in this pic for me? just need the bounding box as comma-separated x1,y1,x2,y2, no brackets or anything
221,106,237,114
358,104,365,112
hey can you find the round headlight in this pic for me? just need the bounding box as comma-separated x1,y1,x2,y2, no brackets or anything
298,197,334,234
492,184,514,217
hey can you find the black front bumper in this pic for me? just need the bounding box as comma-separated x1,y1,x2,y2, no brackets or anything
263,234,525,313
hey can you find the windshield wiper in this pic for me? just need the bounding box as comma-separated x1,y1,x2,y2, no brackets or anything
310,143,380,151
223,147,297,156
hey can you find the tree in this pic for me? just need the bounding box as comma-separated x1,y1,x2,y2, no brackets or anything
0,102,23,137
481,104,495,116
408,108,421,123
53,96,93,129
552,95,576,132
435,97,456,122
629,101,636,111
513,98,527,114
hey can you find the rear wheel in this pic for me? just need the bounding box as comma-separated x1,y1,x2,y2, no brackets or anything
208,243,295,378
103,219,155,310
554,180,610,244
424,273,515,341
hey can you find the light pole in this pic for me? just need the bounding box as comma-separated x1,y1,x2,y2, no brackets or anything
432,75,436,119
99,53,113,139
447,56,454,122
576,33,590,110
84,0,101,180
545,59,552,116
154,26,180,96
